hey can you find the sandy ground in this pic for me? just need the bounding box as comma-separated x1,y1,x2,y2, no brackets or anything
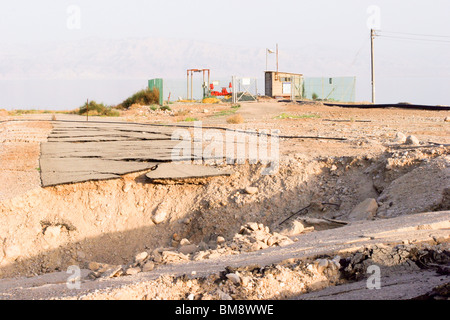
0,100,449,300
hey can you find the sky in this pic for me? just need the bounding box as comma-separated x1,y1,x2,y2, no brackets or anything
0,0,449,109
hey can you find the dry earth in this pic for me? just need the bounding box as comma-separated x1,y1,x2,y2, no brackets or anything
0,100,449,300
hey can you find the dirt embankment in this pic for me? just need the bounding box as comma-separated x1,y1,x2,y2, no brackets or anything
0,144,448,279
0,102,449,300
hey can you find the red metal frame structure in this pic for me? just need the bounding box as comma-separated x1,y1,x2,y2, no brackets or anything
210,82,232,96
187,69,210,101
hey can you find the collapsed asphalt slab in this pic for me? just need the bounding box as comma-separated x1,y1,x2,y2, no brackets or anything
39,121,232,187
145,163,233,182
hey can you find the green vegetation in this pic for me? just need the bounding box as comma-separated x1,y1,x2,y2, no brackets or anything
8,109,45,116
74,101,120,117
182,117,199,122
118,88,160,109
312,93,319,100
213,105,240,118
274,113,320,120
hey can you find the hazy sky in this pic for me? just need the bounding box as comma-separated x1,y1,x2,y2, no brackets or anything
1,0,449,108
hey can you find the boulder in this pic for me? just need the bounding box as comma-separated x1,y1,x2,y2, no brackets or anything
152,210,167,224
394,132,406,143
348,198,378,221
405,135,420,145
280,220,305,236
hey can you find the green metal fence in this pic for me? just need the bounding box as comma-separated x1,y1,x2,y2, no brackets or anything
303,77,356,102
148,78,164,106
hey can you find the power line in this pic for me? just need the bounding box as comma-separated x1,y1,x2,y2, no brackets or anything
375,33,450,44
378,30,450,39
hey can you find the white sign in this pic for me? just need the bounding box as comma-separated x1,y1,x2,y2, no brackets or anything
242,78,251,86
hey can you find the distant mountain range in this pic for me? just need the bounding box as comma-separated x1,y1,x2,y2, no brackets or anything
0,37,360,80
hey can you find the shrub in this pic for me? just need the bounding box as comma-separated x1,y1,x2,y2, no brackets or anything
119,88,160,109
226,114,244,124
76,101,120,117
312,93,318,100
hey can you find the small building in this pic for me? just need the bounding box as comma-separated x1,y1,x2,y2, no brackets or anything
265,71,303,99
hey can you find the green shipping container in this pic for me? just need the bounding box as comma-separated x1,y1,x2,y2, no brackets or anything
148,78,164,106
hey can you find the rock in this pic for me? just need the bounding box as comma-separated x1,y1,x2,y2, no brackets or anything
88,261,100,271
394,132,407,143
101,265,124,278
348,198,378,221
217,236,226,244
187,293,195,300
152,210,167,224
265,233,291,247
198,241,208,251
179,244,197,255
216,289,233,300
134,251,149,263
162,251,189,263
280,220,305,236
277,238,294,246
405,135,420,145
126,267,141,275
142,261,155,272
152,252,163,263
122,182,132,193
179,238,190,246
226,273,241,284
445,116,450,122
250,242,262,251
193,251,209,261
244,187,258,195
247,222,259,231
241,276,250,288
44,226,62,239
315,259,329,273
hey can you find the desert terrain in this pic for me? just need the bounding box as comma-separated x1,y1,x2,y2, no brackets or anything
0,99,449,300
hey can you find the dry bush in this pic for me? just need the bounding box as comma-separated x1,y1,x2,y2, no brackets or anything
226,114,244,124
175,109,189,117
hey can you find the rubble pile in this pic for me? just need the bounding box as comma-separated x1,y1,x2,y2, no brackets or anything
87,222,302,280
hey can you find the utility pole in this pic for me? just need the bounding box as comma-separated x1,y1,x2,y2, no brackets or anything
370,29,376,104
